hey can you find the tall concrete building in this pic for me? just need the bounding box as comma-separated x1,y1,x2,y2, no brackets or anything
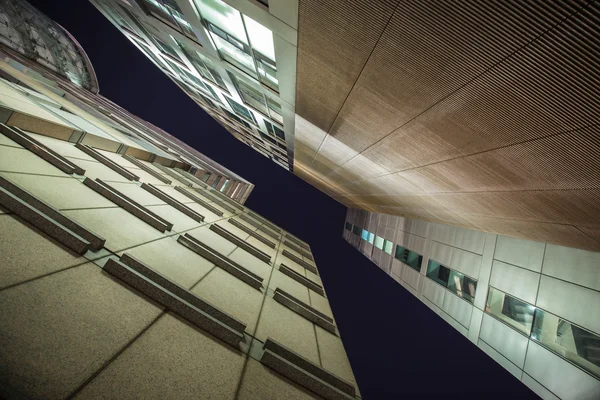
343,209,600,399
0,2,358,399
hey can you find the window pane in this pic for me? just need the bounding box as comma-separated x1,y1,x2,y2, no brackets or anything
406,251,422,272
447,270,477,303
426,260,451,286
266,97,283,124
243,15,275,61
225,97,256,124
485,287,535,335
229,72,268,114
531,309,600,378
383,240,393,255
374,236,384,250
352,225,361,235
195,0,248,44
210,34,257,78
368,232,374,244
344,222,352,231
361,229,369,241
395,245,408,263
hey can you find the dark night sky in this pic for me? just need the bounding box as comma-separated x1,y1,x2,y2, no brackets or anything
29,1,537,398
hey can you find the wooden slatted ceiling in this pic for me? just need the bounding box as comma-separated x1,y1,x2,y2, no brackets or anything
295,0,600,251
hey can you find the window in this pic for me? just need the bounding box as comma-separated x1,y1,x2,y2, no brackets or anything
383,240,393,255
485,287,535,335
139,0,199,42
176,40,227,90
152,35,182,62
374,236,384,250
194,0,278,91
211,175,222,188
531,309,600,379
220,178,229,192
344,222,352,231
395,245,423,272
228,71,283,124
368,232,374,244
427,260,477,303
202,172,212,182
352,225,361,236
361,229,369,241
265,120,285,140
225,97,257,124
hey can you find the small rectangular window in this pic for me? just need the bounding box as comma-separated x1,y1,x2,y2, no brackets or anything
383,240,393,255
427,260,476,303
225,97,257,125
368,232,374,244
374,236,384,250
352,225,361,236
361,229,369,241
344,222,352,231
485,287,535,335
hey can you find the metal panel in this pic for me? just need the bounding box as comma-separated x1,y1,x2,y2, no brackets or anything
524,341,600,400
453,227,486,255
401,264,420,291
449,248,481,279
521,373,560,400
480,314,529,369
431,223,456,246
543,244,600,292
468,308,483,345
536,276,600,335
429,241,453,266
422,278,445,308
495,235,545,273
489,260,540,304
441,293,473,329
474,232,497,310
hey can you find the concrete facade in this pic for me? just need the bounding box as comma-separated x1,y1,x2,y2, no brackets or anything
344,208,600,400
0,3,358,398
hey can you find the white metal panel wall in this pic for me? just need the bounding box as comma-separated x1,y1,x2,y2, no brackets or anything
441,293,473,329
429,241,453,266
494,235,545,273
536,275,600,335
432,223,455,245
449,248,482,279
479,314,529,368
521,373,560,400
489,260,540,304
454,227,486,255
524,341,600,400
543,244,600,292
422,279,445,308
401,264,420,291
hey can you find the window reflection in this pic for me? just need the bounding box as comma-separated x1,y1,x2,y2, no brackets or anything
395,245,423,272
427,260,477,303
485,287,535,335
531,309,600,379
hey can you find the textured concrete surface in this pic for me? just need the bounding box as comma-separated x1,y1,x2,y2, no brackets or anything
67,158,131,182
186,226,238,255
30,134,95,161
315,326,356,387
255,298,320,365
0,214,84,289
238,358,318,400
74,313,245,400
0,172,114,210
63,207,165,252
107,182,167,206
145,204,203,232
0,263,163,399
121,236,213,288
269,269,311,303
309,290,333,318
228,248,272,280
0,146,68,176
192,267,263,334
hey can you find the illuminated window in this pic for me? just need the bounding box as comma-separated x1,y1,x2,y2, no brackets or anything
361,229,369,241
486,287,534,335
427,260,477,303
395,245,423,272
383,240,393,255
374,236,384,250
